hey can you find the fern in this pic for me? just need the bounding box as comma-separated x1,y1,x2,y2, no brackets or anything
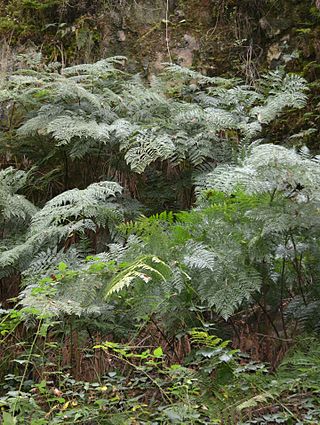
30,180,123,231
121,130,176,173
61,57,126,77
0,167,36,223
183,241,217,271
15,145,320,327
20,243,172,318
3,59,308,182
46,116,110,146
198,144,320,196
104,255,173,298
0,168,37,278
251,71,308,123
0,178,124,278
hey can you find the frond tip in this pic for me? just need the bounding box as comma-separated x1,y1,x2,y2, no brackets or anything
104,255,173,298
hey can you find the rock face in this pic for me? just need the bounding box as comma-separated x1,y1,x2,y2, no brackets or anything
172,34,200,67
92,0,319,79
1,0,317,146
0,1,319,79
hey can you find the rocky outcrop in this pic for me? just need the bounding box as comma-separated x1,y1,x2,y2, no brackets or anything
0,0,319,145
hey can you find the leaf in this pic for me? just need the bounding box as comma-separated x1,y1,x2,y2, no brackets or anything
153,347,164,358
196,348,221,358
13,359,30,365
104,255,172,298
2,412,17,425
237,392,274,411
164,408,183,421
170,364,182,370
62,401,70,410
58,262,68,272
219,353,233,362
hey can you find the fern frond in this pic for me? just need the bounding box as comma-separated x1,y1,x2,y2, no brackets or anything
46,115,110,146
198,144,320,197
183,241,217,271
62,57,126,76
163,63,234,86
251,72,308,123
104,255,172,298
31,181,123,231
0,167,37,227
122,130,176,173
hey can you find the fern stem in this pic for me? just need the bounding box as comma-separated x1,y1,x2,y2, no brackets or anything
63,151,69,190
252,295,280,338
279,257,288,339
228,316,241,346
290,235,307,306
13,319,42,416
165,0,172,63
269,188,277,204
8,101,15,131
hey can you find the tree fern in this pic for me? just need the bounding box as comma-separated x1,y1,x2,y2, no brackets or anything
198,144,320,196
16,144,320,330
121,130,176,173
0,178,124,278
0,167,36,223
2,59,308,187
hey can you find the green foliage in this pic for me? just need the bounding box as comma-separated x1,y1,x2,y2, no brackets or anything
19,143,320,327
0,167,37,278
1,325,320,424
0,56,308,210
0,167,36,227
104,255,173,297
20,251,174,318
112,144,320,330
0,179,125,279
1,53,319,425
0,328,244,424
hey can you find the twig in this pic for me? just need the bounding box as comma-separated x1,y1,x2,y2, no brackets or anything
165,0,172,63
279,257,288,339
256,333,292,342
13,319,43,415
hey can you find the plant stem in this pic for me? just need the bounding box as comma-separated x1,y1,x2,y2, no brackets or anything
13,319,42,416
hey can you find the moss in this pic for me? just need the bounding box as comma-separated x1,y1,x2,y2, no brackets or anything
0,0,318,81
0,16,20,32
19,0,60,10
0,0,319,152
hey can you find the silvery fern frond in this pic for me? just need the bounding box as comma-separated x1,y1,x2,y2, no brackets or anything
121,130,176,173
0,179,123,278
198,144,320,197
30,181,123,232
46,116,110,146
0,168,37,226
251,72,308,123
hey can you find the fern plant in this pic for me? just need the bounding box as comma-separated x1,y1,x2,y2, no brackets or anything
0,178,125,280
14,144,320,339
115,67,308,175
105,144,320,333
0,167,37,278
20,245,174,318
0,56,308,210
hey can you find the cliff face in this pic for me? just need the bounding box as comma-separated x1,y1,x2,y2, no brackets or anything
1,0,319,75
0,0,319,144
